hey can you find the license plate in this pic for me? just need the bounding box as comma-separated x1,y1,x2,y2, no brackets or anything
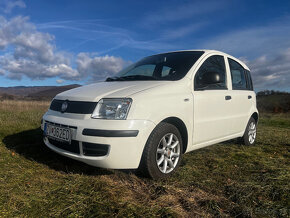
45,123,71,143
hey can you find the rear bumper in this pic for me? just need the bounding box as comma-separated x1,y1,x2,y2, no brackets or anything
42,111,156,169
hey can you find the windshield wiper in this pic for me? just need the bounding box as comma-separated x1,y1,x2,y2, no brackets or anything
106,75,157,81
119,75,157,81
105,76,125,81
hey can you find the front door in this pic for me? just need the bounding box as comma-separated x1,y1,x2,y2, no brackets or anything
192,55,233,145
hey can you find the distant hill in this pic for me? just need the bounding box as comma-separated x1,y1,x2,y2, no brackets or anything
27,84,81,100
0,86,53,96
0,84,80,101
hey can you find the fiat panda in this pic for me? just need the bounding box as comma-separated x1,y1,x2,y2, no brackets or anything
41,50,258,179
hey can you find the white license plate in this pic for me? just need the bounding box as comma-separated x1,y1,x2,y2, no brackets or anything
45,123,71,143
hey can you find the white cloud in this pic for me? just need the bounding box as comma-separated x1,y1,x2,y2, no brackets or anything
244,48,290,90
0,16,131,82
0,0,26,14
0,16,33,49
45,64,79,78
0,54,79,80
0,68,5,75
202,17,290,58
13,32,55,63
0,16,81,80
76,53,130,81
56,79,64,84
201,17,290,91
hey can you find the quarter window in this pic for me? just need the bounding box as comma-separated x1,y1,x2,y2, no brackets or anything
228,58,247,90
245,70,254,90
194,55,227,90
161,66,172,77
125,64,156,77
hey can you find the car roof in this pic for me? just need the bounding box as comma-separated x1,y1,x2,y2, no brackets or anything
155,49,250,71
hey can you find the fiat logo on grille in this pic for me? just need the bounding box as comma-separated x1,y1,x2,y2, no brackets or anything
61,101,68,113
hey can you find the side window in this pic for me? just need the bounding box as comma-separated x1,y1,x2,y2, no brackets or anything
228,58,247,90
245,70,254,90
194,55,227,90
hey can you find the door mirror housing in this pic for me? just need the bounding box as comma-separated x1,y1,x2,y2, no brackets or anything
195,71,224,90
202,71,221,85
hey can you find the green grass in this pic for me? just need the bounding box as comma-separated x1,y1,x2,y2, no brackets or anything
0,100,289,217
259,113,290,129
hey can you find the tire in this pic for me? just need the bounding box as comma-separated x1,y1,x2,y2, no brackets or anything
240,117,257,146
138,122,183,179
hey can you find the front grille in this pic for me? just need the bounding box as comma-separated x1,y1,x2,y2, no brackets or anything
48,138,80,154
82,142,109,157
50,99,97,114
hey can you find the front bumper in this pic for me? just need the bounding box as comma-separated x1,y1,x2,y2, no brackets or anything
42,111,156,169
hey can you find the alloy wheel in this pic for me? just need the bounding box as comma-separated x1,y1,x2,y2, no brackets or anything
156,133,181,174
248,122,256,144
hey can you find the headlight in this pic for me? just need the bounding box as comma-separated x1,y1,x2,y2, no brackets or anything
91,98,132,120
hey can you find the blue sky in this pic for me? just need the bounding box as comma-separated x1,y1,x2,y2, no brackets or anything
0,0,290,91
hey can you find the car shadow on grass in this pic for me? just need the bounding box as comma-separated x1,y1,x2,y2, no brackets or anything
3,127,115,176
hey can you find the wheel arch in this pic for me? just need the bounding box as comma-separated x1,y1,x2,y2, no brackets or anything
251,112,259,123
161,117,188,154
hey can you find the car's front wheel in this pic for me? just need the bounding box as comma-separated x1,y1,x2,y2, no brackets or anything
139,122,183,179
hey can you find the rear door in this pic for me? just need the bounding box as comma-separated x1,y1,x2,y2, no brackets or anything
227,58,254,134
192,54,233,145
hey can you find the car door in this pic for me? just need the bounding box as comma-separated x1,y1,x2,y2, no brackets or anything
192,54,233,145
227,58,254,134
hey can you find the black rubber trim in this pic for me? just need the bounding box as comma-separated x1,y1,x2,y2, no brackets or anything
82,142,109,156
50,99,97,114
82,129,139,137
47,138,80,154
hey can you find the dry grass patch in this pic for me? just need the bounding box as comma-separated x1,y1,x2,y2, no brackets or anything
0,100,50,112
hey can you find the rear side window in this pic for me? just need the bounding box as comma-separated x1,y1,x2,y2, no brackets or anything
245,70,254,90
228,58,247,90
194,55,227,90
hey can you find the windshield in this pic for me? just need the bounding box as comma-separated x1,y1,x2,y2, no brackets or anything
106,51,204,81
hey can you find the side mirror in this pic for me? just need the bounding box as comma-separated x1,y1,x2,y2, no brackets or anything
202,71,221,85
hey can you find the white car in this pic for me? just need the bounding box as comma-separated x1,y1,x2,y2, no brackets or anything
41,50,258,179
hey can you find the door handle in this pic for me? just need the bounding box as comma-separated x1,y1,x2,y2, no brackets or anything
225,95,232,100
248,95,252,99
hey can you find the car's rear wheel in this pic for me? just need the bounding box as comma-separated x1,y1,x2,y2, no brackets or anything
241,117,257,146
139,122,183,179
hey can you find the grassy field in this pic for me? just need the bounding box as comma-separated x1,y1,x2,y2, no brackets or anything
0,100,289,217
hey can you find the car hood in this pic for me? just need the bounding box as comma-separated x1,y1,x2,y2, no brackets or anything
55,81,169,101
